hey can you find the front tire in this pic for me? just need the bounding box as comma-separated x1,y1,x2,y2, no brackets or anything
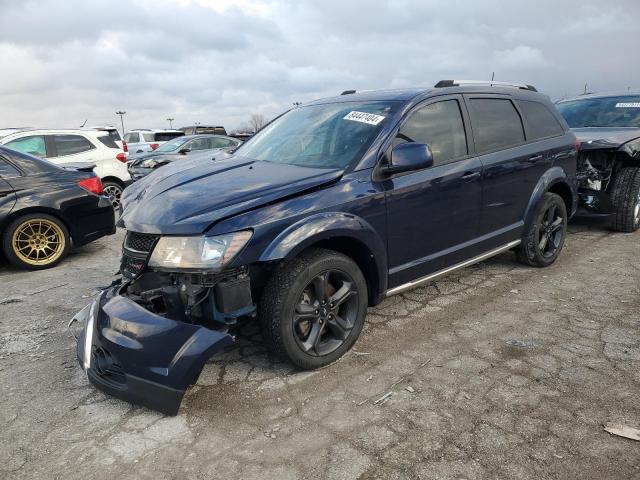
259,248,368,370
2,213,70,270
516,192,567,268
610,167,640,233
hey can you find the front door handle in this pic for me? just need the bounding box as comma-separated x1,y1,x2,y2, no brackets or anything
0,192,9,198
528,154,544,163
461,171,481,182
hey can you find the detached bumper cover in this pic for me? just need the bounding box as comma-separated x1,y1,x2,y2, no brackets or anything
73,285,234,415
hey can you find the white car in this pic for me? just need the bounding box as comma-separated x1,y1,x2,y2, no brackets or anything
0,129,131,208
124,129,185,153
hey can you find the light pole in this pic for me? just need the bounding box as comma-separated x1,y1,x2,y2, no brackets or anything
115,111,126,137
166,117,174,129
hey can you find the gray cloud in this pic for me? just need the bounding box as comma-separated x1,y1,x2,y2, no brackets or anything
0,0,639,131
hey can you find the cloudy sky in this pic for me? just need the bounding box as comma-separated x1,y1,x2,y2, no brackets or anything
0,0,638,132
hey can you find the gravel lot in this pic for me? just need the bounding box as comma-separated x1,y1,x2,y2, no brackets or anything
1,223,639,479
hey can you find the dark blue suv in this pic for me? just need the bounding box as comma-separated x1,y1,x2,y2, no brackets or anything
72,80,578,414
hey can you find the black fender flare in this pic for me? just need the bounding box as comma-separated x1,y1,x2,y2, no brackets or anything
523,166,575,228
259,212,388,301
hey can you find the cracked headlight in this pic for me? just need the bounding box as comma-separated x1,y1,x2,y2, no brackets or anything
148,231,252,270
141,159,160,168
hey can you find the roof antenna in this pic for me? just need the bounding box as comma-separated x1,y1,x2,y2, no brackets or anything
583,83,588,95
491,72,495,81
80,119,87,128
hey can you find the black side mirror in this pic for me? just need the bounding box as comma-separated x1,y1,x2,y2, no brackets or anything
179,147,191,154
381,143,434,176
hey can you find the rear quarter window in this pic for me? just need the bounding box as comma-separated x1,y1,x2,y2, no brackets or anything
97,135,120,149
106,129,122,142
124,133,140,143
517,100,564,140
469,98,525,154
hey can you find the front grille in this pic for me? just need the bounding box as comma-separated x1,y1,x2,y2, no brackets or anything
121,231,157,279
125,232,158,253
121,254,147,279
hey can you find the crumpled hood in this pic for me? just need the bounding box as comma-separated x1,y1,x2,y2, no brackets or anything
119,155,343,234
572,127,640,150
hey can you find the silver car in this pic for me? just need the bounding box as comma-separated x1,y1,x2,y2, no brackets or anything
123,129,185,153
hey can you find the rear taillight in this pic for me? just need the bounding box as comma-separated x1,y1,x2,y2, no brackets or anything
78,176,104,195
150,143,160,150
122,140,128,153
574,138,581,155
116,153,127,163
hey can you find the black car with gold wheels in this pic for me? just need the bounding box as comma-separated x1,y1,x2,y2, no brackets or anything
0,146,115,270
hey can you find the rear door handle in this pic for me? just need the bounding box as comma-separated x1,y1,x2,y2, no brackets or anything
528,154,544,163
461,171,481,182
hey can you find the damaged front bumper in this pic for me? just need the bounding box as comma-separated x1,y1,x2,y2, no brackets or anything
71,283,234,415
575,188,616,221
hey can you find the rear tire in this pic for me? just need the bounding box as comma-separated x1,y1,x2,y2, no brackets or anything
103,181,124,210
2,213,70,270
516,192,567,268
258,248,368,370
610,167,640,232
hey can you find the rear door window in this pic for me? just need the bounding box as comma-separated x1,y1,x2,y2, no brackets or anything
395,99,468,166
517,100,564,140
188,138,209,150
210,137,237,149
4,135,47,157
468,98,525,153
52,135,95,157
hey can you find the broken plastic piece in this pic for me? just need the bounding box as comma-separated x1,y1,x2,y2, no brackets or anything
604,422,640,441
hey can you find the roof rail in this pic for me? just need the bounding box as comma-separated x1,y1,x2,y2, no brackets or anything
341,90,356,95
434,80,538,92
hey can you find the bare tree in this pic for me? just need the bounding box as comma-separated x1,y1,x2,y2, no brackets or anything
230,122,253,135
249,114,267,133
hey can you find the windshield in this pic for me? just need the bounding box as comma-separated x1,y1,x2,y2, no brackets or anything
235,101,400,168
156,137,190,152
557,96,640,128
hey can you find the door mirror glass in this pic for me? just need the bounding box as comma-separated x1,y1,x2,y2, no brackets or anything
179,147,191,154
382,143,434,175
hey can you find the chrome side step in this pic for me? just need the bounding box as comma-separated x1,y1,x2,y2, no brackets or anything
385,240,521,297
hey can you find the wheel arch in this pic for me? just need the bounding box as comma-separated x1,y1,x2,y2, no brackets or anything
523,167,576,228
547,181,574,216
258,213,388,305
101,176,126,188
0,207,73,247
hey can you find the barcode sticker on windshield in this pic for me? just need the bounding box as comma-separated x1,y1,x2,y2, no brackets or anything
344,111,386,125
615,102,640,108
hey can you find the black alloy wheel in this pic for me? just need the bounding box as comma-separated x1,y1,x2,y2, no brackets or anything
538,203,564,258
516,192,567,268
293,270,359,357
259,248,368,370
